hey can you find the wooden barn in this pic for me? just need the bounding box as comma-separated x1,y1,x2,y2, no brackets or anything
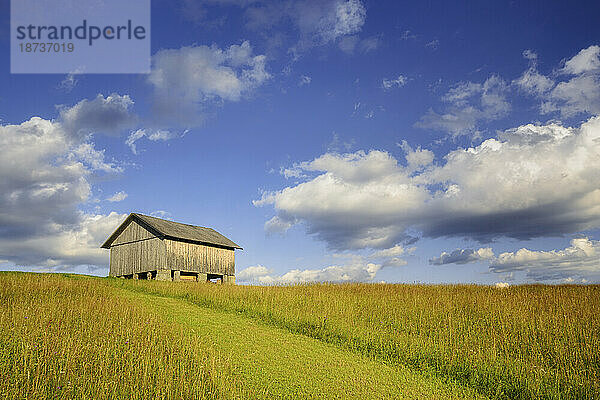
101,213,242,283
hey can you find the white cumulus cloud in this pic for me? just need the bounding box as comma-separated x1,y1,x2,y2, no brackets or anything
255,116,600,252
326,0,366,41
514,67,554,95
490,237,600,281
430,247,494,265
236,265,275,284
0,116,127,271
562,45,600,75
58,93,136,138
516,45,600,118
237,256,381,284
149,41,270,127
106,191,128,202
416,75,510,138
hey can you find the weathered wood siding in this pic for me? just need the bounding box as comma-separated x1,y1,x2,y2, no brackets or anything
109,239,167,276
112,220,156,245
108,220,235,277
165,239,235,276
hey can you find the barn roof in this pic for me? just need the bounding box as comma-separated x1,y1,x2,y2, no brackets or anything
101,213,242,249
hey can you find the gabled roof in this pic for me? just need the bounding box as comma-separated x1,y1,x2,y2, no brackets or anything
101,213,242,249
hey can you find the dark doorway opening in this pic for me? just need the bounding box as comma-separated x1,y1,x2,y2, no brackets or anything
207,273,223,284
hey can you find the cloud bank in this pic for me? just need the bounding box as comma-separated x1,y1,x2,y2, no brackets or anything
491,238,600,281
0,114,126,271
431,237,600,281
256,116,600,251
429,248,494,265
237,255,381,284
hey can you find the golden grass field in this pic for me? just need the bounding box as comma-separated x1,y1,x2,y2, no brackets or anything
1,272,598,399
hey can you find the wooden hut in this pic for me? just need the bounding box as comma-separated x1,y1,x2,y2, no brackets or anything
101,213,242,283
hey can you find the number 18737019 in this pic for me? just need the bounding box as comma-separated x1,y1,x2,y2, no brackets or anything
19,42,74,52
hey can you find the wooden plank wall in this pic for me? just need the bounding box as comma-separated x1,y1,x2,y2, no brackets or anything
109,237,166,276
165,239,235,276
112,220,156,245
108,219,235,277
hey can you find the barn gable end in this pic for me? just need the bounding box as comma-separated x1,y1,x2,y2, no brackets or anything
109,236,166,277
111,219,158,246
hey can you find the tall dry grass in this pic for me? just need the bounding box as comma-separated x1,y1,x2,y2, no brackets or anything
118,280,600,400
0,272,231,400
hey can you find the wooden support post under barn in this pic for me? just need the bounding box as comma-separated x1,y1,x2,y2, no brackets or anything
101,213,242,284
156,270,171,281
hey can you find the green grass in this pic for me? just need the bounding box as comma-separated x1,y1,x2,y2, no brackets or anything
112,280,600,400
0,272,482,399
133,291,482,399
1,273,598,399
0,272,230,399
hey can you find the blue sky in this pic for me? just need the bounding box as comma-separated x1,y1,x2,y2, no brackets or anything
1,0,600,285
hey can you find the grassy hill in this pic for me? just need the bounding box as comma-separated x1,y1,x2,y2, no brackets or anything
0,272,598,399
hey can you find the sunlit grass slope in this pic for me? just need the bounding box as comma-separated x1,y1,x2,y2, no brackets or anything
0,272,227,400
132,291,482,400
0,273,482,399
116,280,600,400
